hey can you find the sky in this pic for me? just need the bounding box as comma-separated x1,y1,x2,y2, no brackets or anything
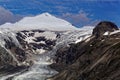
0,0,119,27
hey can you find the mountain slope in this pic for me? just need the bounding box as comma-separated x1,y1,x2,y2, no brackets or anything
0,12,95,80
0,26,93,79
0,28,34,76
49,21,120,80
0,13,77,31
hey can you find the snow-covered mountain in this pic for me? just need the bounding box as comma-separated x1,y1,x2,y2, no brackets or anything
0,12,94,80
0,27,93,80
0,13,77,31
0,12,93,56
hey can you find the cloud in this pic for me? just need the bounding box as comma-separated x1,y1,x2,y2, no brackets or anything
89,20,100,26
61,10,98,27
0,6,23,25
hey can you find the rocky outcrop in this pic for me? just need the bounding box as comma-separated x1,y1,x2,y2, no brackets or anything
0,30,34,75
16,30,58,54
50,21,120,80
0,44,29,75
92,21,118,38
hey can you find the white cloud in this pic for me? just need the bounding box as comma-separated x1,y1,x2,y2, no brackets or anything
89,20,100,26
0,6,22,25
61,9,98,27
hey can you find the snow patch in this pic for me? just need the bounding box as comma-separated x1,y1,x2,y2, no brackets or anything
0,30,3,34
34,31,56,40
36,49,46,54
85,38,91,42
39,41,45,44
103,31,109,35
25,36,35,43
75,37,83,43
110,30,120,35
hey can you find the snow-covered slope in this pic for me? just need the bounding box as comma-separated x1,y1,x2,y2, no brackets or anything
16,30,59,54
0,12,95,80
15,26,93,55
0,26,94,80
0,13,77,31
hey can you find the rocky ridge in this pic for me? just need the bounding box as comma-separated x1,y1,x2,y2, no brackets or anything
0,29,33,75
49,21,120,80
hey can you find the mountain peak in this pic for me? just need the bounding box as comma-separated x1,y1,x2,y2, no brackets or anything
0,12,77,31
34,12,53,18
40,12,52,17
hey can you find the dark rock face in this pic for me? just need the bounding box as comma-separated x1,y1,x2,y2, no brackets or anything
0,43,29,75
92,21,119,38
0,32,34,74
15,47,27,62
4,39,30,64
4,39,16,49
0,46,15,68
50,45,79,71
50,21,120,80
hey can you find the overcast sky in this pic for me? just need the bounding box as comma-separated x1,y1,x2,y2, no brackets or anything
0,0,119,27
